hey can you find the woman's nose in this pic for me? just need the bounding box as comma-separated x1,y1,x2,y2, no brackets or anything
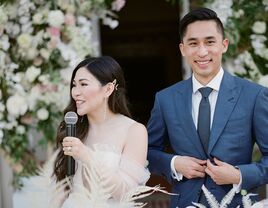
72,87,81,97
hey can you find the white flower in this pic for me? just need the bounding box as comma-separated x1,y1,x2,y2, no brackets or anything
57,41,77,61
252,21,266,34
263,0,268,10
60,68,73,83
6,94,28,118
21,22,33,33
0,102,5,112
13,72,24,83
25,66,41,83
40,48,50,60
103,17,119,29
32,13,43,24
26,47,38,60
112,0,126,11
5,22,20,38
19,16,30,24
0,6,8,25
258,75,268,87
233,9,244,18
16,125,25,135
207,0,233,25
38,74,50,84
17,33,32,49
47,10,65,27
261,48,268,60
37,108,49,120
0,34,10,51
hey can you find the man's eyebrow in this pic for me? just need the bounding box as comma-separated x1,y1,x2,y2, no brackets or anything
205,36,216,40
186,36,216,42
185,37,198,42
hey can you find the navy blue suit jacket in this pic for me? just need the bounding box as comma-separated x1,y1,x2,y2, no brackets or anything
147,71,268,207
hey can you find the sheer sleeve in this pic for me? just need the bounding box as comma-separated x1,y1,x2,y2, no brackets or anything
110,155,150,200
80,144,150,200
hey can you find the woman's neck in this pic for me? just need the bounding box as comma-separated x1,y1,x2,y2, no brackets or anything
86,110,120,141
88,110,117,127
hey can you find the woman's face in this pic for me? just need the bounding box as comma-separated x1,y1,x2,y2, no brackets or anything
71,67,106,116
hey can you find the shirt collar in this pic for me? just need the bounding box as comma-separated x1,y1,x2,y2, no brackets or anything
192,68,224,94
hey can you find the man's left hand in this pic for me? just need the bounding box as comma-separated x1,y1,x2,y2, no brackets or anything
205,158,240,185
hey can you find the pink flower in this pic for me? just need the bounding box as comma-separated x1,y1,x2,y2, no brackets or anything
46,27,60,37
39,83,58,93
47,37,59,49
65,13,76,26
111,0,126,11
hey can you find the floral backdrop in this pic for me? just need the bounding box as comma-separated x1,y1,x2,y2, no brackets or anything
206,0,268,87
0,0,125,188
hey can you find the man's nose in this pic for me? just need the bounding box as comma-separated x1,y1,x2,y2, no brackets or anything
197,44,209,57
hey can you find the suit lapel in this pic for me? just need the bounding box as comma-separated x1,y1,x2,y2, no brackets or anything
175,78,207,158
208,72,241,153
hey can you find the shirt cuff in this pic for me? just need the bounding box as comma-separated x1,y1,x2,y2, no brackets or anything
171,155,183,181
233,168,242,193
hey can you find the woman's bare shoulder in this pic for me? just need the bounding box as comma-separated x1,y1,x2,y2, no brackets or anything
119,115,147,133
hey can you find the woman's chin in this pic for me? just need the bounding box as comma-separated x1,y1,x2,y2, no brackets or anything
76,110,85,116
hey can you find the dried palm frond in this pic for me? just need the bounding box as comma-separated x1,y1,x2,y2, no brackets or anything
242,193,258,208
22,149,69,208
119,184,172,208
191,202,207,208
201,185,220,208
219,186,237,208
192,185,265,208
69,151,171,208
21,148,171,208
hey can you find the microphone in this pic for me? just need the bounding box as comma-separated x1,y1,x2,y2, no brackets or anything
64,111,78,176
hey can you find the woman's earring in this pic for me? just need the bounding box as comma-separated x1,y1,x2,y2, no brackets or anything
80,115,84,123
103,97,107,122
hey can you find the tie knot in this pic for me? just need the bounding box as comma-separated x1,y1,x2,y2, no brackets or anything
199,87,213,98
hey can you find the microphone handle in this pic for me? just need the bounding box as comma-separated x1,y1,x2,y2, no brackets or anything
66,124,76,176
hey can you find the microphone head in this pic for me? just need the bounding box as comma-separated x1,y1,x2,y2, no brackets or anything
64,111,78,125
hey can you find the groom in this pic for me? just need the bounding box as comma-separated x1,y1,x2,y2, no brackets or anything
147,7,268,207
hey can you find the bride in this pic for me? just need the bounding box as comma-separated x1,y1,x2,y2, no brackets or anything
51,56,152,207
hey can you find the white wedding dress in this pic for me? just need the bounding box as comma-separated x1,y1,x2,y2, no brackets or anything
61,143,151,208
20,143,156,208
20,116,163,208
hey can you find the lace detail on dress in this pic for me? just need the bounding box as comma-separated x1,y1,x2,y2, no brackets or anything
91,143,121,154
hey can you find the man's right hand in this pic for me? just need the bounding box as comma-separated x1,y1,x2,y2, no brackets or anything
174,156,207,179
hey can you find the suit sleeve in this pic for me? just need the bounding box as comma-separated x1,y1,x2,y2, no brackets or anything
238,87,268,190
147,93,175,183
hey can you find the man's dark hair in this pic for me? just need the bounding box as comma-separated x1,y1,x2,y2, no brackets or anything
179,7,225,41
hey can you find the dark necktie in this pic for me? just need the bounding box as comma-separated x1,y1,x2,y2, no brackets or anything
197,87,213,153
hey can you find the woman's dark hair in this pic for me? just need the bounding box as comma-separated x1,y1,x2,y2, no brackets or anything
53,56,131,182
179,7,225,41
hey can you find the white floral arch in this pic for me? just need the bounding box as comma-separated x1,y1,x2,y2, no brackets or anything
0,0,126,207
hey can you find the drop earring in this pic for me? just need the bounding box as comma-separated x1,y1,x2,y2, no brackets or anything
103,97,107,122
80,115,84,123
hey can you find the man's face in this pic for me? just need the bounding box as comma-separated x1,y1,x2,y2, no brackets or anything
179,20,229,84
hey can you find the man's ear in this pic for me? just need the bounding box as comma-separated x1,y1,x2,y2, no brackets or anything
222,38,229,53
179,43,185,56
